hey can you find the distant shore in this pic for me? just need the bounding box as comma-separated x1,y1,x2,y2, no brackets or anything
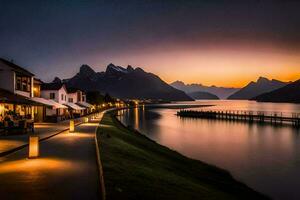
145,104,214,109
97,111,269,200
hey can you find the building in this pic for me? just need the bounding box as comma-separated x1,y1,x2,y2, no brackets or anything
0,58,41,120
40,81,69,122
66,88,92,115
0,58,34,98
0,58,92,124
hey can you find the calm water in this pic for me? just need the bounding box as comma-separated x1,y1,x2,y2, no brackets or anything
117,100,300,200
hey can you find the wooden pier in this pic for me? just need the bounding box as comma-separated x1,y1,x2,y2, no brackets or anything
177,110,300,127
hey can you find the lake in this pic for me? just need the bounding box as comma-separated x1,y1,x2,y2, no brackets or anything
117,100,300,200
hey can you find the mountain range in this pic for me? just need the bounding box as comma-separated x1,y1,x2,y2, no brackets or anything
62,64,193,101
253,79,300,103
170,81,239,99
227,77,289,100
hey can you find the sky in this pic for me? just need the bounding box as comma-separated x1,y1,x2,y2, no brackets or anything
0,0,300,87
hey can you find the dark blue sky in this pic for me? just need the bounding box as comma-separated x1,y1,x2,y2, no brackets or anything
1,0,300,85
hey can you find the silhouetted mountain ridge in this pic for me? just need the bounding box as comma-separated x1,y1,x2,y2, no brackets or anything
228,77,289,100
187,91,219,100
253,79,300,103
62,64,192,101
170,81,239,99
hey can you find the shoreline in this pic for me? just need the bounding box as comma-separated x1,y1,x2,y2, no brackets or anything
97,111,269,200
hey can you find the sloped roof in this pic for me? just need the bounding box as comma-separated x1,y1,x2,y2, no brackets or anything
34,78,43,85
41,82,64,90
64,102,85,110
76,101,92,108
66,87,80,93
31,97,67,109
0,58,34,77
0,89,42,105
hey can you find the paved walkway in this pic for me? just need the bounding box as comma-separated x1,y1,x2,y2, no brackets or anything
0,118,84,155
0,114,103,200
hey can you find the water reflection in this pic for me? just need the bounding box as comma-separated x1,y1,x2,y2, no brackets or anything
118,101,300,200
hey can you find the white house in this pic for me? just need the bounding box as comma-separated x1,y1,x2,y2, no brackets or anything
40,82,69,121
67,88,92,114
0,58,34,98
41,82,68,104
0,58,42,121
66,88,83,103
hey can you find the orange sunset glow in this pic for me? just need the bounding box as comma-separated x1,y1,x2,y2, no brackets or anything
2,1,300,200
111,44,300,87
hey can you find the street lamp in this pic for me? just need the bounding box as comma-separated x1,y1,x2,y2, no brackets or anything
28,136,39,158
70,119,75,133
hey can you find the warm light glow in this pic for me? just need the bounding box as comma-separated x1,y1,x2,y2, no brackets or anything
0,158,77,174
84,117,89,123
28,136,39,158
115,45,300,87
69,120,75,132
0,104,4,115
134,107,139,129
133,100,139,107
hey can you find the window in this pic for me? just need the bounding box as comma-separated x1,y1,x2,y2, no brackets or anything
65,95,67,101
15,74,31,93
61,94,64,101
82,96,85,102
16,76,21,90
68,98,73,103
50,93,55,99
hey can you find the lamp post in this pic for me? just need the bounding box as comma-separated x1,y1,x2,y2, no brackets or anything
70,119,75,133
28,136,39,158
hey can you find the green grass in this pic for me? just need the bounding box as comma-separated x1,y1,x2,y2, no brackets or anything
97,112,269,200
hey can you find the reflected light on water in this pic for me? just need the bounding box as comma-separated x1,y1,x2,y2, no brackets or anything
134,107,139,129
118,101,300,200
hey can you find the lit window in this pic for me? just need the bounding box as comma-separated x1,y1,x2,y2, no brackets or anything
15,74,31,92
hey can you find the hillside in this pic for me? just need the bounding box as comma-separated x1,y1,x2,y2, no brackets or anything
97,112,269,200
187,91,219,100
228,77,288,100
253,80,300,103
63,64,193,101
171,81,239,99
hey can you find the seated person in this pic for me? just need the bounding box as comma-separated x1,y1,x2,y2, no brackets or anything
4,114,14,127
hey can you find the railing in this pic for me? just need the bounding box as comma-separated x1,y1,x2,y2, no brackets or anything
177,110,300,127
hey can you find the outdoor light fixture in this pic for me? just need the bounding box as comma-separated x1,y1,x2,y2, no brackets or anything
70,119,75,133
0,104,4,115
28,136,39,158
84,117,89,123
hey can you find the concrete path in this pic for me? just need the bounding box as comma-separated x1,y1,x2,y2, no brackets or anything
0,114,103,200
0,118,83,156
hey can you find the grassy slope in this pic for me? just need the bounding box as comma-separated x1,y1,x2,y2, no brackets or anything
97,112,269,200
